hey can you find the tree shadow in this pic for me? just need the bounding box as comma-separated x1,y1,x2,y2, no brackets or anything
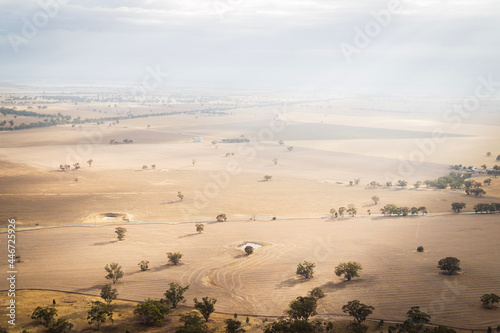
177,233,199,239
74,283,104,293
319,279,365,292
276,277,310,288
92,240,118,246
150,263,185,272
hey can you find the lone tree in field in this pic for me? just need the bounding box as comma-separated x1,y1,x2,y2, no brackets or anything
263,175,272,181
87,301,113,331
31,306,58,327
177,191,184,202
244,245,254,255
167,252,183,265
480,293,500,309
216,213,227,222
287,146,294,152
164,282,189,309
138,260,149,271
437,257,461,275
406,306,431,328
296,261,316,279
335,261,362,281
417,246,424,252
133,298,170,326
286,296,318,322
195,223,204,234
115,227,127,241
342,300,374,325
451,202,466,213
87,159,93,167
308,287,325,300
177,312,209,332
194,297,217,322
104,263,124,284
371,195,379,205
273,158,278,165
100,284,118,305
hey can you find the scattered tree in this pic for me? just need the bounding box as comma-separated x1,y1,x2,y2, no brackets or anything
115,227,127,241
100,284,118,305
287,146,294,152
406,306,431,328
167,252,183,265
216,214,227,222
196,223,204,234
244,246,254,255
134,298,170,326
142,165,148,170
264,175,272,181
437,257,461,275
338,207,346,217
165,283,189,309
31,306,57,327
87,301,113,331
470,188,486,196
48,318,73,333
278,140,284,145
178,191,184,202
484,178,492,186
329,208,337,218
480,293,500,309
87,159,93,167
414,181,422,189
347,204,357,217
176,312,209,333
192,159,197,166
451,202,466,213
225,318,245,333
308,287,325,300
371,195,379,205
273,158,278,165
335,261,362,281
286,296,318,322
151,164,156,170
138,260,149,271
194,297,217,322
417,246,424,252
342,300,374,325
296,261,316,279
104,262,124,284
397,179,408,187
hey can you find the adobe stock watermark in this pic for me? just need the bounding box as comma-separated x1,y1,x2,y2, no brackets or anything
129,65,169,102
384,74,500,183
179,104,289,218
339,0,402,63
8,0,68,54
213,0,244,20
426,277,467,316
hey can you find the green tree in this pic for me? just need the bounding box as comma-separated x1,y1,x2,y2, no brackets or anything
342,300,374,325
134,298,170,326
138,260,149,271
31,306,57,327
470,188,486,196
100,284,118,305
273,158,278,166
176,312,209,333
48,318,73,333
87,301,113,331
104,262,124,284
335,261,362,281
178,191,184,202
286,297,318,322
296,261,316,279
194,297,217,322
397,179,408,187
329,208,337,217
225,318,245,333
165,282,190,309
264,175,272,181
167,252,183,265
308,287,325,300
480,293,500,309
451,202,466,213
196,223,204,233
437,257,461,275
484,178,492,186
347,204,357,217
115,227,127,241
414,181,422,189
371,195,379,204
216,214,227,222
406,306,431,328
338,207,346,217
418,206,427,215
244,246,254,255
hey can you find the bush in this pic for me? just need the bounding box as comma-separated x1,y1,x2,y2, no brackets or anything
244,246,254,255
133,299,170,326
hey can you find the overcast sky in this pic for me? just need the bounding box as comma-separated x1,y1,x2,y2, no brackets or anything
1,0,499,93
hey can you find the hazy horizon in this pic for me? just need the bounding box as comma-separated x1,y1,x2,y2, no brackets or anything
1,0,500,95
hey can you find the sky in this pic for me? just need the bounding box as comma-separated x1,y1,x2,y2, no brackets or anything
0,0,499,93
